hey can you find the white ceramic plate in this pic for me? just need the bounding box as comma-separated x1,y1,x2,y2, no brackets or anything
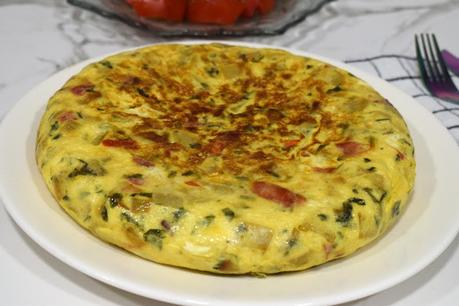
1,41,459,306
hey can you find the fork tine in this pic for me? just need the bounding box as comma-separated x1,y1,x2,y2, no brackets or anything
415,35,431,89
425,34,442,81
431,34,456,87
421,34,436,82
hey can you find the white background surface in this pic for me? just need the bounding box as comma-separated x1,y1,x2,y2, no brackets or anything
1,0,459,305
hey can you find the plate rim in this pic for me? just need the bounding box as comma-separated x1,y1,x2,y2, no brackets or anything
1,40,459,306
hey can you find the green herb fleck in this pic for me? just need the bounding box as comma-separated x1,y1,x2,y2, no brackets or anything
244,125,257,132
120,212,140,227
137,88,149,98
202,215,215,226
284,238,298,255
100,60,113,69
63,195,70,201
236,223,248,233
344,197,366,206
363,158,371,163
79,191,90,198
366,166,376,172
48,121,60,139
266,170,280,178
143,229,165,249
168,171,177,178
68,160,99,178
100,205,108,221
50,121,59,132
126,173,143,179
222,208,235,220
327,85,342,93
173,207,186,221
316,143,328,152
392,200,401,217
363,187,387,204
206,67,219,77
336,202,353,224
251,53,264,62
182,170,194,176
401,139,411,146
242,92,251,100
287,238,297,249
239,53,248,61
374,216,381,226
131,192,152,198
189,143,201,149
317,213,328,221
108,193,122,208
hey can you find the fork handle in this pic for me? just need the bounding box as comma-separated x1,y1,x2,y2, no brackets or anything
442,50,459,77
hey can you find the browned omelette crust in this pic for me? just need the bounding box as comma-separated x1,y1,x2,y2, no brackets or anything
36,44,415,274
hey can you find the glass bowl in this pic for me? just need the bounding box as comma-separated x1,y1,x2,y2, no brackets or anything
67,0,334,37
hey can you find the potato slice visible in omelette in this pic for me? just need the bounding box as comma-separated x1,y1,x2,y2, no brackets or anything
36,43,415,274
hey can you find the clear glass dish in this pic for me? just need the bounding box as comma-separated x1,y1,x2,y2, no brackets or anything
67,0,334,37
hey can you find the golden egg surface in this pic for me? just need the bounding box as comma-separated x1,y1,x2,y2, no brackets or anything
36,44,415,274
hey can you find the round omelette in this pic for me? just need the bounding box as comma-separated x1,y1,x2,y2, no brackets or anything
36,43,415,274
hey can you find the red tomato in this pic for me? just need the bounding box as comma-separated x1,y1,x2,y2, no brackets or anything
243,0,258,17
127,0,186,21
243,0,275,17
187,0,246,25
257,0,275,14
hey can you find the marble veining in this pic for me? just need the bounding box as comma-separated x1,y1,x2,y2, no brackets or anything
1,2,458,128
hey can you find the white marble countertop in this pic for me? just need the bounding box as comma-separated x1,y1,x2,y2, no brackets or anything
1,0,459,305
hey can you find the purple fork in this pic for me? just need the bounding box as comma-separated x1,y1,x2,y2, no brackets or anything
415,33,459,103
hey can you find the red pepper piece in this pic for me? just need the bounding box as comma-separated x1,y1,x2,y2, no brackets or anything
102,139,139,150
71,84,94,95
58,111,77,123
336,141,368,157
251,181,305,208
